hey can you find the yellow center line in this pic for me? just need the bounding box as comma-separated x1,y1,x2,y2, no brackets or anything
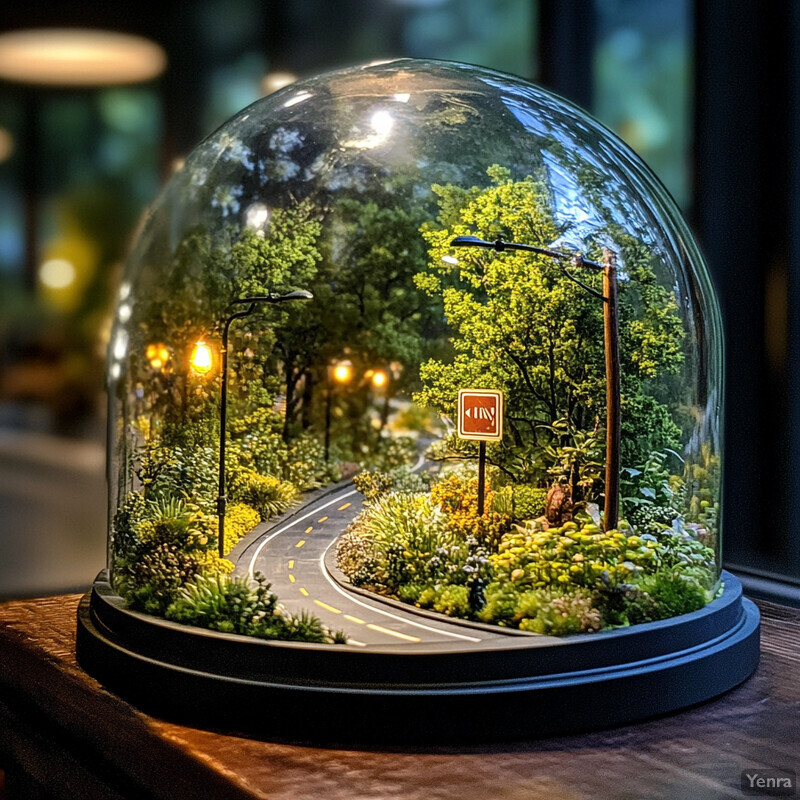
366,624,421,643
288,560,294,569
299,587,309,596
296,540,305,548
314,600,342,614
338,502,351,511
317,515,329,523
305,526,313,534
289,575,296,583
344,614,365,625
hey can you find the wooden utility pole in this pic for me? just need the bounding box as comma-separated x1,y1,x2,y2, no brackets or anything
602,249,621,531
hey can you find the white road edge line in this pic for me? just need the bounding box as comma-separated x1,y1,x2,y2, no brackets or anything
248,453,482,643
247,489,360,579
319,539,482,643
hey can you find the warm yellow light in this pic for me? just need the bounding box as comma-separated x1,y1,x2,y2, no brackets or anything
146,343,170,371
0,29,166,86
190,341,213,375
371,370,388,388
39,258,76,289
333,363,353,383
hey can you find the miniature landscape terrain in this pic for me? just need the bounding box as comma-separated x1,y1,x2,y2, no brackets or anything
105,61,722,648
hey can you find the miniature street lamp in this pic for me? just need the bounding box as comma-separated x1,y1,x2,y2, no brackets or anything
189,341,213,375
325,359,353,462
451,235,620,531
146,343,171,371
214,290,313,557
371,369,388,388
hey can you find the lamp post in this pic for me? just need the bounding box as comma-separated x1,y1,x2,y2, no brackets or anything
450,235,620,531
211,290,313,558
324,359,353,462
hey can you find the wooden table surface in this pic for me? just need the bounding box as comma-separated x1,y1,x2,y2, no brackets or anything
0,594,798,800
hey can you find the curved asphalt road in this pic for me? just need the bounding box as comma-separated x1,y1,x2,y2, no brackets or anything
234,483,510,649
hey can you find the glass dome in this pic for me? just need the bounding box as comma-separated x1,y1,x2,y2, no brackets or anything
106,58,723,645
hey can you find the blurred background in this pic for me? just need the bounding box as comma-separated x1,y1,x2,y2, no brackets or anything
0,0,797,604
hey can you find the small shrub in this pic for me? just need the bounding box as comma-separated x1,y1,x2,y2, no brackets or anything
229,469,297,521
363,435,417,471
222,502,261,555
353,470,394,501
432,584,471,617
354,467,432,501
115,542,204,616
284,435,332,490
397,582,427,603
516,590,602,635
430,471,511,549
112,492,147,556
513,484,548,520
335,530,384,587
477,580,519,625
166,572,345,643
638,572,708,618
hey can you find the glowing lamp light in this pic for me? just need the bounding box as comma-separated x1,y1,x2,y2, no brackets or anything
190,341,213,375
332,362,353,383
441,255,458,265
371,370,388,388
146,343,170,371
0,29,166,87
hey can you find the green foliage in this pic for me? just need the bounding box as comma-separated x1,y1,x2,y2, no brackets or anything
222,502,261,556
112,492,148,557
533,418,604,502
681,443,721,549
137,440,219,514
353,470,394,501
493,483,549,521
429,469,512,549
116,542,205,616
228,469,297,521
514,589,603,635
166,572,344,643
637,572,708,618
511,484,548,520
353,466,432,501
490,520,658,590
346,492,457,589
431,584,471,617
362,435,418,472
284,434,336,490
414,165,685,484
335,530,384,587
621,450,682,535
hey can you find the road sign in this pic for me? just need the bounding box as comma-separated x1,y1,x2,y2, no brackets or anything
457,389,504,442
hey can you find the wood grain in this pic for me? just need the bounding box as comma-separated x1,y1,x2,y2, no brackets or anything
0,595,797,800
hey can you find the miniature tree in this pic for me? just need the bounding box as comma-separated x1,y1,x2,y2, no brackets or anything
414,166,685,512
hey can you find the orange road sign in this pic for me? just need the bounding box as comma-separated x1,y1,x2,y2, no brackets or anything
457,389,504,441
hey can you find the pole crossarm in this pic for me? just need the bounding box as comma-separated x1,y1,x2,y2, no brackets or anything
450,235,605,299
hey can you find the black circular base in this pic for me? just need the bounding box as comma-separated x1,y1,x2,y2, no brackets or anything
76,570,760,744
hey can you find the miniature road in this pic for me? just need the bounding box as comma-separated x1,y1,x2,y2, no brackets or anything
235,483,509,648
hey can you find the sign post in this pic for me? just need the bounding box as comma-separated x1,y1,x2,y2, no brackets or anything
457,389,504,515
